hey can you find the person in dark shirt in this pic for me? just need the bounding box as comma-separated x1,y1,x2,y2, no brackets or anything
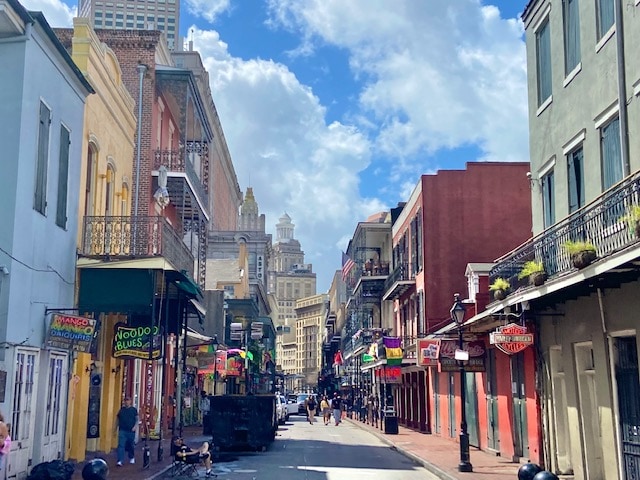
330,393,342,426
115,396,138,466
174,437,215,477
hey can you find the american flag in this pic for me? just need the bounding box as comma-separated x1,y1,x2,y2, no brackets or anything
341,252,355,281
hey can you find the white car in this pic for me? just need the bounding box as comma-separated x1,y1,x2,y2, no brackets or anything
275,395,289,425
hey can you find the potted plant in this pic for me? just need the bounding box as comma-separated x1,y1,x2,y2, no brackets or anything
562,240,597,269
489,277,510,300
619,205,640,238
518,260,547,286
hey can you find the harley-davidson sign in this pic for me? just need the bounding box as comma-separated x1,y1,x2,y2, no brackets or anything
490,323,534,355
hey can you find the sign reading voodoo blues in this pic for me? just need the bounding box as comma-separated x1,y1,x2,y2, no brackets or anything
112,322,162,359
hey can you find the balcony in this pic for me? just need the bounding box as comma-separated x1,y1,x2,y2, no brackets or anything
382,263,415,301
491,171,640,293
80,216,194,278
153,146,209,220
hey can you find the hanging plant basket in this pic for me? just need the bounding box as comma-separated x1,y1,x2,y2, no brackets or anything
493,289,506,301
529,271,547,286
571,250,597,269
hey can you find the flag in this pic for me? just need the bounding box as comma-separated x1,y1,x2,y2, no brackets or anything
341,251,355,281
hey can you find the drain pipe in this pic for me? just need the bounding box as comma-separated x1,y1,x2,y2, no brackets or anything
614,0,630,176
134,64,148,218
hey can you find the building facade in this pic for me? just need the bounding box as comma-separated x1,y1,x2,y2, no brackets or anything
295,295,328,388
0,1,93,477
78,0,180,50
383,162,536,463
481,1,640,478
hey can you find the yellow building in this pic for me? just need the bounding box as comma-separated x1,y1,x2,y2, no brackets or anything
60,17,136,461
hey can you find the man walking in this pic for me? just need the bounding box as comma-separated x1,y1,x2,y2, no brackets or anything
115,396,138,466
330,393,342,426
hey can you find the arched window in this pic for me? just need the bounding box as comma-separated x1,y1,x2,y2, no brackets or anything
85,144,98,216
121,183,130,215
105,163,115,216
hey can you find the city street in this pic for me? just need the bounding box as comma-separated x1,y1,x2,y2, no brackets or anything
205,415,439,480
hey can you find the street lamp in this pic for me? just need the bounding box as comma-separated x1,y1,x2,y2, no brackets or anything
450,293,472,473
211,335,219,395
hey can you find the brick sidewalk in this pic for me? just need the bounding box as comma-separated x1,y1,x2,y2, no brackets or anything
346,417,521,480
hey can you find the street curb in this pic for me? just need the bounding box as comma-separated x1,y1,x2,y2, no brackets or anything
147,465,173,479
346,419,458,480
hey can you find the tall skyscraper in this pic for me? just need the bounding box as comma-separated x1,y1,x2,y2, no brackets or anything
78,0,180,50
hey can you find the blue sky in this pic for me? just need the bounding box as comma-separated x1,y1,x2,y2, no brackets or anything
23,0,530,292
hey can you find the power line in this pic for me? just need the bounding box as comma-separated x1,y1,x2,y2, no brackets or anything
0,245,74,285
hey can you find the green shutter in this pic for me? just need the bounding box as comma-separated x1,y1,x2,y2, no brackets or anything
56,126,70,228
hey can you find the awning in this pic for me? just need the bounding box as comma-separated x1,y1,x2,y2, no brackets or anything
189,298,206,317
175,270,203,298
77,257,177,271
361,359,386,371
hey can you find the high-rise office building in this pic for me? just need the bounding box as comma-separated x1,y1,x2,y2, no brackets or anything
78,0,180,50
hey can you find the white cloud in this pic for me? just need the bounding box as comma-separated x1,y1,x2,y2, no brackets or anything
20,0,75,27
267,0,528,165
191,27,376,286
184,0,232,24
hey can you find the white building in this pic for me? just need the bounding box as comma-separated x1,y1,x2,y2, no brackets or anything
0,0,93,477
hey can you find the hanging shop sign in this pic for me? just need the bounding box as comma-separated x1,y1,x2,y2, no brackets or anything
375,365,402,384
418,339,441,367
489,323,534,355
439,339,486,372
112,322,162,359
225,355,243,377
45,313,96,353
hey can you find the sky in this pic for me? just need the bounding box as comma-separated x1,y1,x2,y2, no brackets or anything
22,0,530,292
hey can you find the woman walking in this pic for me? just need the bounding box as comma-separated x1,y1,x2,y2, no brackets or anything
306,395,317,424
320,396,331,425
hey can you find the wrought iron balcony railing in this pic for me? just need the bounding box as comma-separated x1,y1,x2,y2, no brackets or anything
81,216,195,278
490,171,640,291
153,149,208,209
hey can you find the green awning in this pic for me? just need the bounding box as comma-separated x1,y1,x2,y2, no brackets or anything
174,270,203,298
78,268,154,314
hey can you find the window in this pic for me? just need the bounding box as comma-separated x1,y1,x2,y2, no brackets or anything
597,0,614,40
55,126,70,228
567,147,584,213
34,102,50,214
563,0,580,75
85,144,97,216
105,164,115,215
536,18,552,106
601,117,622,190
542,169,555,228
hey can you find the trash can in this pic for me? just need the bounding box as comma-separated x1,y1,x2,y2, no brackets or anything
383,407,398,434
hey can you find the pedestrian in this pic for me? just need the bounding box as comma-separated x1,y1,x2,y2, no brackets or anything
0,413,11,471
115,396,138,466
330,393,342,426
199,391,210,426
306,395,317,424
373,395,380,428
320,395,331,425
367,395,374,425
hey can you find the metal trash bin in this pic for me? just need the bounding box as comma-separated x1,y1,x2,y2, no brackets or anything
383,407,398,434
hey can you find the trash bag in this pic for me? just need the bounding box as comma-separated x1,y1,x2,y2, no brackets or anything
27,460,75,480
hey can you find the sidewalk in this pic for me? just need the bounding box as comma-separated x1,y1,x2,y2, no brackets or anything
71,425,208,480
72,420,521,480
346,417,521,480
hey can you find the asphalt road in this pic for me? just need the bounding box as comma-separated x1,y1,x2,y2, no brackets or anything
209,415,440,480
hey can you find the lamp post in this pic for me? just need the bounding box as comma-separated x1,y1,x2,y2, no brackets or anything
211,335,219,395
450,293,472,473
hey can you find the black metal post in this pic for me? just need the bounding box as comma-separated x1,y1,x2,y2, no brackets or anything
458,325,472,472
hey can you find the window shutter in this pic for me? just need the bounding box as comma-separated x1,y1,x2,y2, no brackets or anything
56,126,70,228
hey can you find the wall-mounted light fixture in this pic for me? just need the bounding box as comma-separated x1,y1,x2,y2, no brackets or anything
85,361,97,374
526,171,541,190
112,365,121,374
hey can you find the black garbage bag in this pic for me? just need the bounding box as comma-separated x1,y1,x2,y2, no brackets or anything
27,460,75,480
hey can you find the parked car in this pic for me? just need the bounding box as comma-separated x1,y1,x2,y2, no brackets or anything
275,395,289,425
295,393,310,415
285,394,299,416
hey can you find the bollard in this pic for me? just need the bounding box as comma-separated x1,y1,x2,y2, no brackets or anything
518,462,542,480
157,441,163,462
142,444,150,469
82,459,109,480
532,471,559,480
